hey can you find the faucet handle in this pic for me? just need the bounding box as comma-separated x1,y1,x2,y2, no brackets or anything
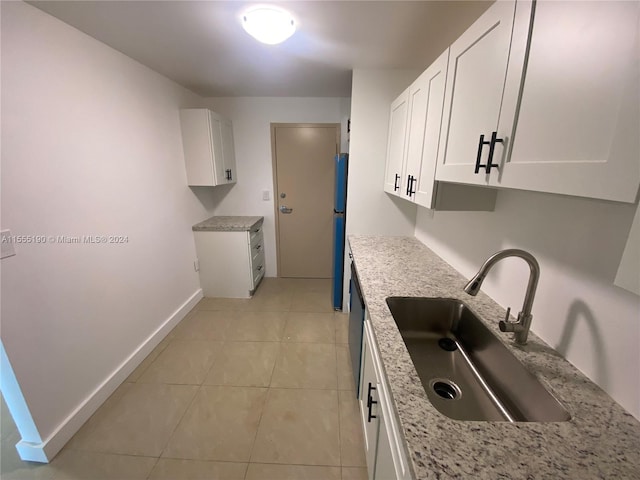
499,307,513,332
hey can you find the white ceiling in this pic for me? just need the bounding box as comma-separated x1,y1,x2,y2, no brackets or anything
29,0,492,97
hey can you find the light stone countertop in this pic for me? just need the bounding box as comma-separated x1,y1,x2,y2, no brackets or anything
349,235,640,480
192,216,263,232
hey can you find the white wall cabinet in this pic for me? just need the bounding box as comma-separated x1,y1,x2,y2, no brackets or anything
194,224,264,298
359,318,411,480
435,0,531,187
179,108,238,186
435,0,639,204
497,1,640,203
383,90,410,196
383,49,496,211
615,203,640,296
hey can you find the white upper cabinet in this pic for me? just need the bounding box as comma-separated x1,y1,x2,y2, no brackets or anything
219,117,238,184
435,0,640,203
404,50,448,206
499,1,640,203
383,48,497,211
383,89,410,196
179,108,237,186
435,0,531,186
615,203,640,296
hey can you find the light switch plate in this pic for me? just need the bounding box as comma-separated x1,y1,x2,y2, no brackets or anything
262,190,270,201
1,230,16,259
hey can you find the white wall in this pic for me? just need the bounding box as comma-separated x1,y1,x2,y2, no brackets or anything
345,69,421,238
341,69,421,309
415,189,640,419
202,97,349,277
1,1,213,458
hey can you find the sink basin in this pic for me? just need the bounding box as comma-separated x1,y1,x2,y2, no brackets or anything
386,297,570,422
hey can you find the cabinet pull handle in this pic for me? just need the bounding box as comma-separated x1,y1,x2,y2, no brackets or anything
474,134,488,173
408,175,416,197
486,131,503,174
366,382,377,422
256,244,261,251
394,174,400,191
474,132,502,174
225,169,233,181
405,175,412,196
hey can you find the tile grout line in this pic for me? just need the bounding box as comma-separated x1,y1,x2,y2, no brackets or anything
336,339,344,470
144,455,162,480
155,383,201,463
244,332,282,478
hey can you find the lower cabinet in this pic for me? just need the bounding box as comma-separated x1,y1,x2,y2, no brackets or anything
193,225,265,298
359,317,412,480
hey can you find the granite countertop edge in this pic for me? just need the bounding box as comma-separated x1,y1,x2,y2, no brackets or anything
348,234,640,480
192,215,264,232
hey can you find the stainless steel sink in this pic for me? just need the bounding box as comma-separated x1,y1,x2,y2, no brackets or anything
386,297,571,422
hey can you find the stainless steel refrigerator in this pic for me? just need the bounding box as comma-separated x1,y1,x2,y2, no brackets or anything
332,153,348,310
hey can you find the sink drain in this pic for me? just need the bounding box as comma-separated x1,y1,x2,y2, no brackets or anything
430,380,461,400
438,338,458,351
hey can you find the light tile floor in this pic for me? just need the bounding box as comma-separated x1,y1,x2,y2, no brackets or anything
1,278,367,480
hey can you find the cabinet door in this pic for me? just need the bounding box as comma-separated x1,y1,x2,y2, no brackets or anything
435,0,521,186
496,1,640,203
383,88,410,196
374,403,397,480
359,325,379,480
615,203,640,295
180,109,216,186
207,112,226,186
409,49,449,208
220,118,238,185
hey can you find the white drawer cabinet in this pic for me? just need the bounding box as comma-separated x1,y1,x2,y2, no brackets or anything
194,223,265,298
180,108,238,186
359,318,412,480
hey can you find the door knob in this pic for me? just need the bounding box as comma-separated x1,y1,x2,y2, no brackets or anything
279,205,293,214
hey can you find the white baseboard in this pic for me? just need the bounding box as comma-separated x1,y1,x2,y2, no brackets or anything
17,289,203,463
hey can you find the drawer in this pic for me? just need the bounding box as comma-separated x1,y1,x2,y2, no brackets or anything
251,250,266,288
249,224,263,247
251,238,264,261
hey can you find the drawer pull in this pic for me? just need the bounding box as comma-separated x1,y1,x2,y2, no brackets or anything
257,265,263,271
255,244,262,251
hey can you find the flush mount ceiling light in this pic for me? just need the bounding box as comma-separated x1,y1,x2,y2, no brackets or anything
241,6,296,45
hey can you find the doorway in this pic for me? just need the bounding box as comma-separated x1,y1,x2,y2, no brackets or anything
271,123,340,278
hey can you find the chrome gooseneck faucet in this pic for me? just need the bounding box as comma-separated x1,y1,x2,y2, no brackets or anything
464,249,540,345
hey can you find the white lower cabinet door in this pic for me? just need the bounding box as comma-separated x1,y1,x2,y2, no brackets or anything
359,320,410,480
374,402,396,480
359,326,380,480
